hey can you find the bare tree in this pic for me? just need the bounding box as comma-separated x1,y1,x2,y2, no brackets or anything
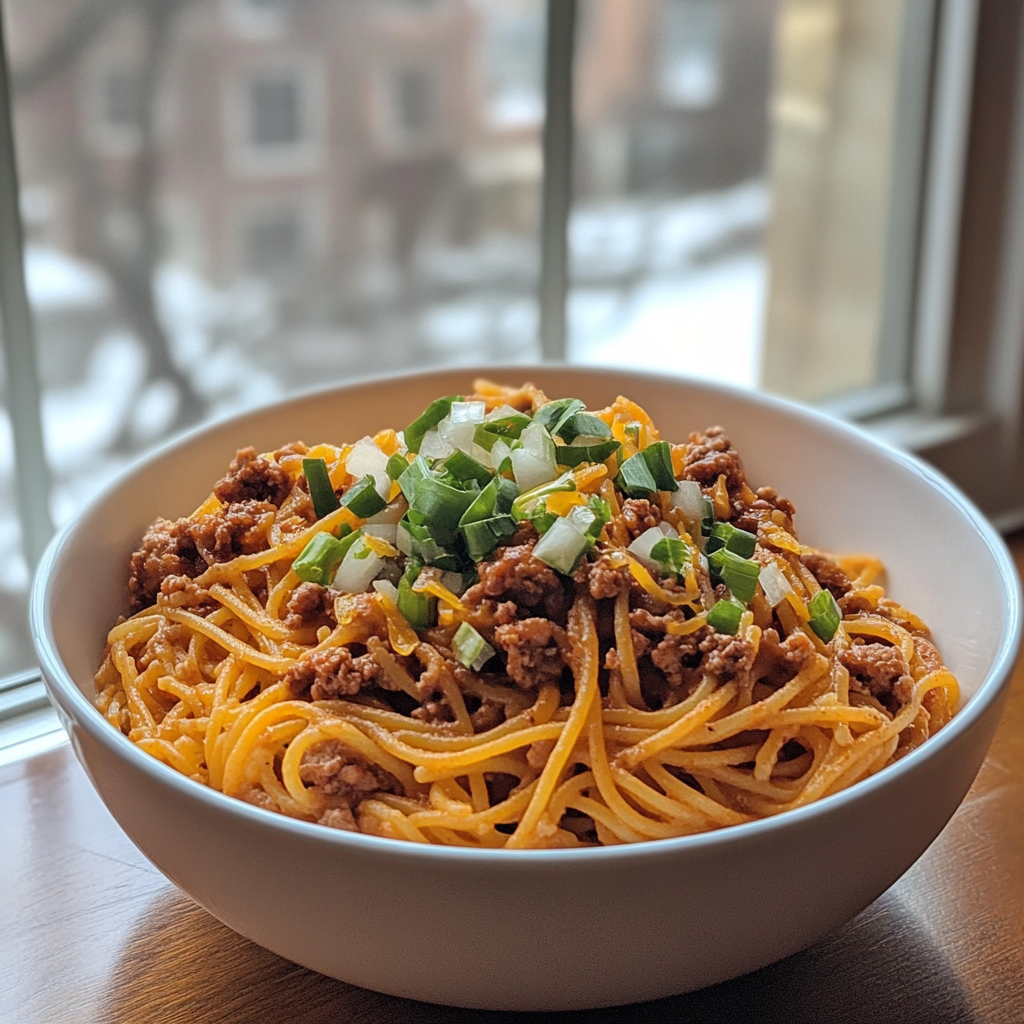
13,0,203,442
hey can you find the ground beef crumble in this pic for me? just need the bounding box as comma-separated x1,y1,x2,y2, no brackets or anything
156,574,216,615
462,539,569,621
299,740,400,829
578,551,632,600
127,499,274,612
615,498,662,541
284,646,385,700
493,617,570,689
284,582,336,631
682,426,745,489
800,553,852,598
213,446,292,507
840,641,912,703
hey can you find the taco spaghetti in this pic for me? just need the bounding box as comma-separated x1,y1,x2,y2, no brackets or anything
94,381,959,848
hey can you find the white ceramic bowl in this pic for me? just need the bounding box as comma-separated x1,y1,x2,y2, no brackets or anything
31,366,1021,1011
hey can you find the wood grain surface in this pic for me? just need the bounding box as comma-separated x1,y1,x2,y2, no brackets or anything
3,545,1023,1024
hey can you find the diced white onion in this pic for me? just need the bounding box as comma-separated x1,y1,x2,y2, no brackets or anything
332,538,383,594
511,422,558,490
671,480,704,519
396,522,413,557
658,521,676,535
372,579,400,604
346,438,391,499
491,438,511,468
485,403,522,422
511,448,556,491
419,428,454,459
627,525,674,572
566,504,596,531
533,516,589,575
759,561,795,608
438,415,476,455
449,401,486,424
367,498,406,525
363,523,398,545
470,443,494,469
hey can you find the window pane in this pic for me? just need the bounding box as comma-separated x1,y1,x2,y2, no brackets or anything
568,0,929,406
568,0,776,386
0,0,546,678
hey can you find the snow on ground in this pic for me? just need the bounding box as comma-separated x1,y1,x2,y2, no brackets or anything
569,251,766,386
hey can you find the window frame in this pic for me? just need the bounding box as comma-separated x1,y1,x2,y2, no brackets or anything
1,0,1024,708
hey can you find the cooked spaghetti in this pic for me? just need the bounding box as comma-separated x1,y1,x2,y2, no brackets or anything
94,381,959,848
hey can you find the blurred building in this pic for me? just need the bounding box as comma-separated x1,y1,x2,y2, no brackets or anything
7,0,772,318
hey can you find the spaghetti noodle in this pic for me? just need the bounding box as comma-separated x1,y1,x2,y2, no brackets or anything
94,381,959,848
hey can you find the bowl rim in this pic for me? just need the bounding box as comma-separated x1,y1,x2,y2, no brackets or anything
29,363,1024,865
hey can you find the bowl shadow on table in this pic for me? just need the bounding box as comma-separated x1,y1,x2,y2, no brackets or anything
101,887,977,1024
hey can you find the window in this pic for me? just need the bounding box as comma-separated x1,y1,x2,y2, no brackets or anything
1,0,1023,734
238,200,309,280
658,0,724,110
393,67,435,140
479,3,545,129
250,72,303,147
85,62,146,154
376,65,441,150
225,0,293,39
228,58,323,176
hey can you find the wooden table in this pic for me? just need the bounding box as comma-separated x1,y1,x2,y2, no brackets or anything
4,552,1024,1024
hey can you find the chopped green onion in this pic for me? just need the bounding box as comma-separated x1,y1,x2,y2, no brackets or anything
460,474,519,526
701,496,715,536
624,423,641,446
559,413,612,443
640,441,679,492
585,495,612,538
533,397,585,438
408,476,480,532
807,590,842,642
453,621,496,672
443,450,493,488
708,548,761,604
554,439,621,467
386,453,409,481
399,516,460,570
404,395,462,454
510,471,575,521
462,515,518,560
340,475,387,519
530,510,559,535
617,451,659,495
707,522,757,558
302,458,340,519
650,536,692,577
473,413,531,450
532,516,590,574
397,456,433,503
707,599,744,635
292,531,349,586
398,562,435,631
